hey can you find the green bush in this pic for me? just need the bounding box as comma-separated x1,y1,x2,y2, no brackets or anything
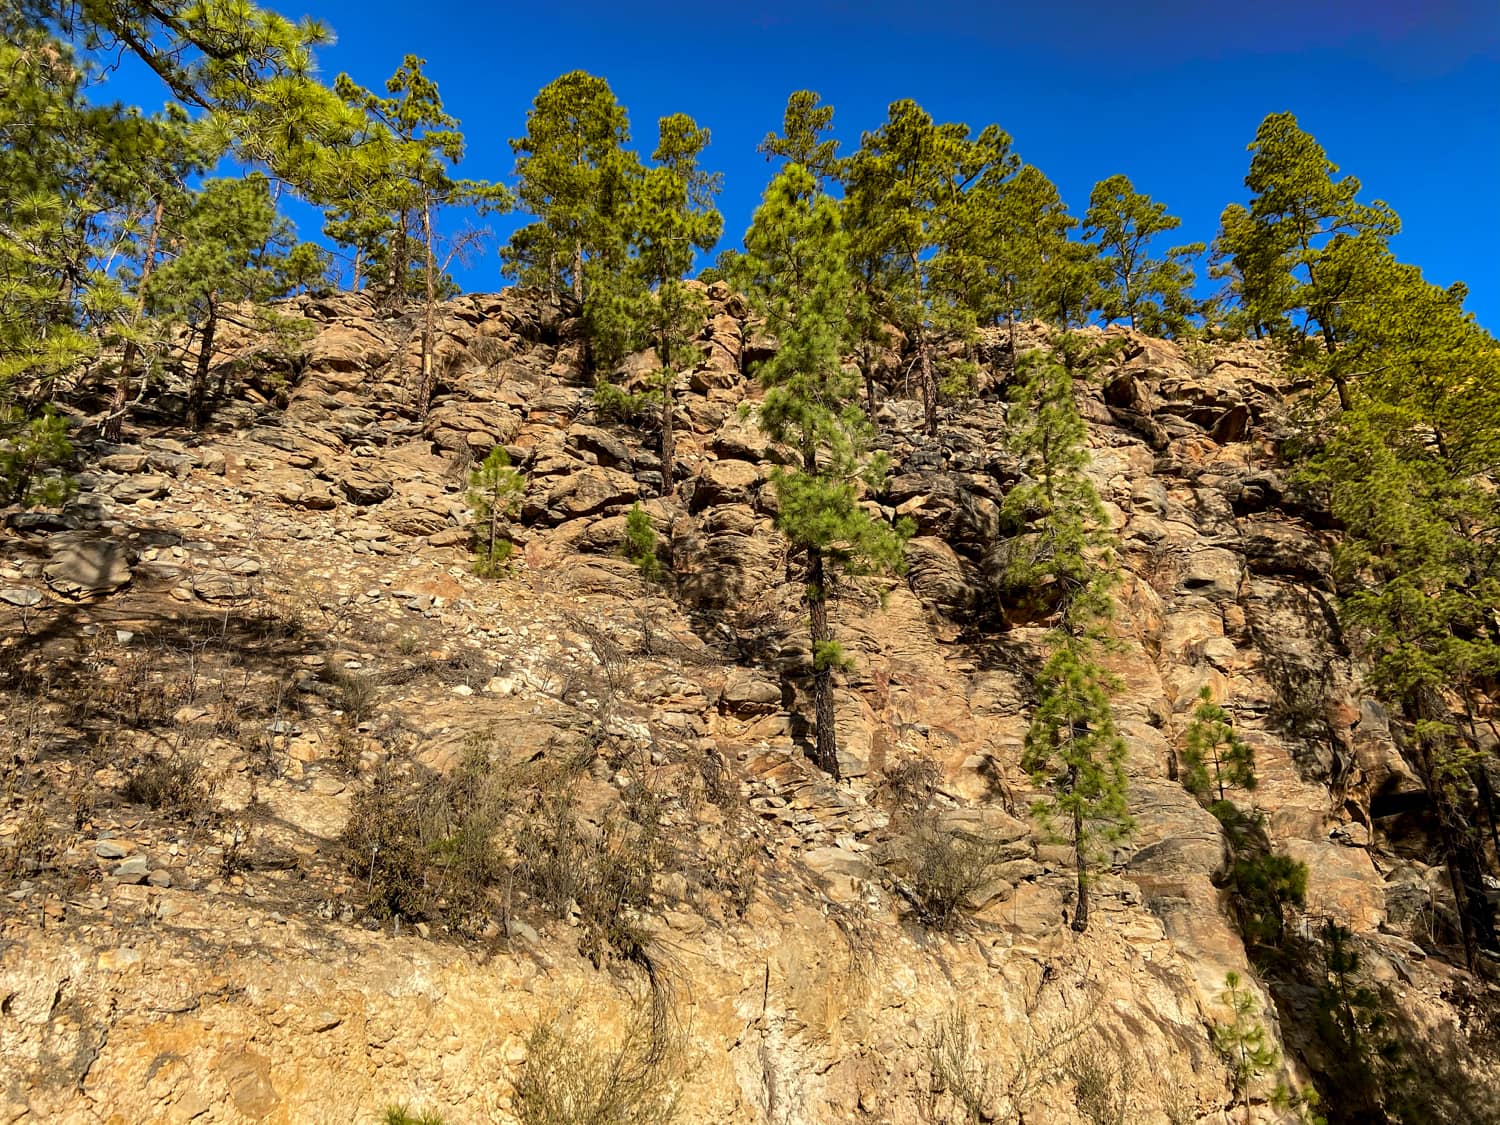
468,447,525,577
592,378,653,426
621,503,663,582
382,1107,446,1125
514,1010,682,1125
0,406,74,507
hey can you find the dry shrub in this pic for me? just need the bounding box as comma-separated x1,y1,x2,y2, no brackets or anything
324,665,377,724
2,799,56,878
342,733,676,963
927,987,1101,1124
881,757,940,814
927,1009,996,1124
513,1007,682,1125
890,816,1015,929
121,750,216,818
93,647,198,730
1066,1033,1138,1125
1139,542,1186,598
342,740,512,935
514,782,668,967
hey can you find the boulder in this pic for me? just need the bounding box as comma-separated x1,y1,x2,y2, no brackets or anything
722,669,782,714
565,425,632,469
43,536,132,598
691,459,763,511
339,469,394,506
904,537,979,617
537,466,639,522
305,322,391,373
107,474,172,504
1178,547,1242,600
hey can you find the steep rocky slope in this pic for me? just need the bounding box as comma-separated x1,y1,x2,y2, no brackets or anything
1,286,1496,1123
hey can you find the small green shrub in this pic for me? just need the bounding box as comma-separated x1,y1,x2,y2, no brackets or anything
382,1107,446,1125
621,503,663,582
468,447,525,577
1213,971,1281,1120
0,406,75,507
1067,1034,1137,1125
592,378,653,426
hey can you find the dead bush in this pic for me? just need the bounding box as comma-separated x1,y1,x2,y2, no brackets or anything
926,985,1101,1124
1066,1034,1138,1125
342,740,512,935
881,758,941,816
93,648,197,730
890,816,1014,929
1139,542,1186,598
513,1007,682,1125
324,666,377,724
2,798,57,878
515,785,667,966
121,750,216,818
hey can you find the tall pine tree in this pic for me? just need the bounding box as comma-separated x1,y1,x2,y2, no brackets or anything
504,71,633,305
735,165,908,777
1005,340,1131,932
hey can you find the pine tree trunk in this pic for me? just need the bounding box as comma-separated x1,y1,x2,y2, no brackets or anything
917,327,937,437
351,249,363,293
391,209,410,310
912,252,938,438
659,340,676,498
1071,765,1089,933
807,546,839,780
416,201,436,418
106,198,162,443
488,493,498,561
1409,694,1497,965
1007,306,1017,377
572,241,585,304
187,296,217,431
862,343,876,417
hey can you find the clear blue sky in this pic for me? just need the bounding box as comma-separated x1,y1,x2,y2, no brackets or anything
100,0,1500,327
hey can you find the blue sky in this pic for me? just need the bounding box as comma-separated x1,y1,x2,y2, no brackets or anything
99,0,1500,327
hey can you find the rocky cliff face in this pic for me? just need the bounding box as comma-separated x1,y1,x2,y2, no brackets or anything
1,286,1496,1123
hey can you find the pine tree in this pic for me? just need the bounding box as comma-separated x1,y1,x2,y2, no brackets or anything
735,164,909,778
757,91,841,190
505,71,633,304
1313,921,1398,1119
1315,404,1500,965
1006,342,1131,931
1213,971,1282,1124
841,100,1016,436
622,502,663,583
1180,686,1257,806
1083,174,1203,335
590,114,722,497
143,175,315,429
335,57,510,414
468,447,525,577
973,164,1076,368
1211,112,1398,404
